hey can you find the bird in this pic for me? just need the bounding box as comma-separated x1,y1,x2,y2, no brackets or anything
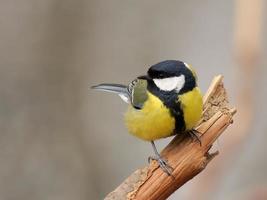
91,60,203,175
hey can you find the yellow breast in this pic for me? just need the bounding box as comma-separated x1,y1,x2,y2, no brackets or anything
124,92,175,141
179,87,203,130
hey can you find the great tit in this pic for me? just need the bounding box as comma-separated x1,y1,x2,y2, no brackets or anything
92,60,203,175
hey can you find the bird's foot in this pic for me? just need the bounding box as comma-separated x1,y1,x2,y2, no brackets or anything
148,155,173,175
188,129,202,146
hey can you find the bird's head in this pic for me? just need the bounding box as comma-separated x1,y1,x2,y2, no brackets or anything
138,60,197,94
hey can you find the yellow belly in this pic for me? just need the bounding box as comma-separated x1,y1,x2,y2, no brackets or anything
124,87,203,141
124,92,175,141
179,87,203,130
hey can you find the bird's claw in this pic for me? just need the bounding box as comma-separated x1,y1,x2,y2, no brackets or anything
148,155,173,175
188,129,202,146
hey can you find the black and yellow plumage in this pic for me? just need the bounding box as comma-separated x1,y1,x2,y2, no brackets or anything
92,60,203,175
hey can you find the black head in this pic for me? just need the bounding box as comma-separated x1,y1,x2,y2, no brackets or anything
138,60,197,94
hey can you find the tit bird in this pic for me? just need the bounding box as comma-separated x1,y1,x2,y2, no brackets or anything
91,60,203,175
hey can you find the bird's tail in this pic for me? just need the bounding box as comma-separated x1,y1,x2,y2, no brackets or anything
91,83,130,103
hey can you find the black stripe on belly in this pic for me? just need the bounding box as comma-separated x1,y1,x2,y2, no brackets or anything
147,84,185,132
163,94,185,132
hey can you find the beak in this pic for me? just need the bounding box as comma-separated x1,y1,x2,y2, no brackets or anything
137,75,151,80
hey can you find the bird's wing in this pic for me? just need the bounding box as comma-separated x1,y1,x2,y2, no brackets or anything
128,79,148,109
91,79,148,109
91,83,130,103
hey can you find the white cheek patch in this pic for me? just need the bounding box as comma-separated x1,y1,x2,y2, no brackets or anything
153,75,185,92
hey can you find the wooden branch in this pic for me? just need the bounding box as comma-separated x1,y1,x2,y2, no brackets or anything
105,75,236,200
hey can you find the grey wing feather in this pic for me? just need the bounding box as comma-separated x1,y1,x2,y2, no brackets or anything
91,83,128,94
91,83,130,103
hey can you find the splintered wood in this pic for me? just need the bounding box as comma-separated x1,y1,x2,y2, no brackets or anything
105,75,236,200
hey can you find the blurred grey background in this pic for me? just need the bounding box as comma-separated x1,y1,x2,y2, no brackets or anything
0,0,266,199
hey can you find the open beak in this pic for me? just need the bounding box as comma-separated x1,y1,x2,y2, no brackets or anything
137,75,151,80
